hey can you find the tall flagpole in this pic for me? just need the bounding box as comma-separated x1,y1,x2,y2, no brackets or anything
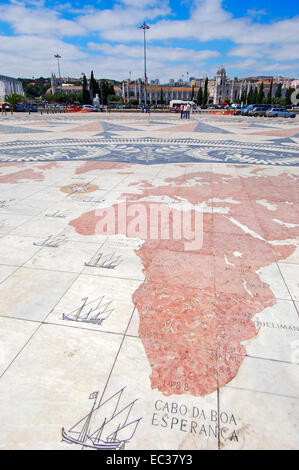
139,22,150,105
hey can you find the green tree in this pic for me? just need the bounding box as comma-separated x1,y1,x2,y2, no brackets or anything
246,85,253,105
275,83,282,99
191,85,194,101
257,82,264,104
108,83,115,96
202,77,208,106
252,86,258,104
49,92,83,104
89,71,99,101
6,93,24,110
240,86,247,105
99,80,110,105
19,77,51,98
108,95,122,102
196,87,203,105
267,78,273,104
159,87,164,104
82,74,91,104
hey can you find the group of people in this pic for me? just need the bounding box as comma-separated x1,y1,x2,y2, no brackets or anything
1,103,13,115
180,103,191,119
141,104,151,114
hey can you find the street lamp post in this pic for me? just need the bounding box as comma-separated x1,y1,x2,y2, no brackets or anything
139,22,150,105
54,54,62,81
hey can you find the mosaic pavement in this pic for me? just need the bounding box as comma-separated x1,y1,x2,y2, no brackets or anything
0,113,298,450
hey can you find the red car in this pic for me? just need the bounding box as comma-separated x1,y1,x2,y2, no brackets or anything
66,104,82,113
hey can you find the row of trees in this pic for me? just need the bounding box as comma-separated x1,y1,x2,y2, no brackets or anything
13,74,299,108
82,71,116,105
240,80,296,106
18,72,117,105
19,77,51,98
196,78,209,106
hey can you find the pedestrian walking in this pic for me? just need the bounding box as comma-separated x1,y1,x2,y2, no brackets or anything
180,104,184,119
185,103,191,119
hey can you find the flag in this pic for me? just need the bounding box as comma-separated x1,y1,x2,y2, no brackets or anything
89,391,98,400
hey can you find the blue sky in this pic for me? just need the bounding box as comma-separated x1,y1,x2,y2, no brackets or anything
0,0,298,81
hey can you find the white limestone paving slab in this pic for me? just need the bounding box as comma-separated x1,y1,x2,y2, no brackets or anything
39,202,100,224
0,182,47,201
256,263,291,301
278,263,299,301
0,267,77,322
225,355,299,398
0,264,18,284
219,388,299,450
0,213,34,235
82,239,145,282
28,185,73,202
24,240,103,274
98,335,219,450
10,215,69,238
46,273,142,335
0,323,122,450
242,299,299,363
0,235,42,265
125,307,140,338
1,197,55,216
0,317,39,376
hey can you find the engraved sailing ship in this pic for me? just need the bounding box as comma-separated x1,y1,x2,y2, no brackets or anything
33,234,67,247
45,210,68,218
62,388,142,450
85,248,123,270
62,296,114,325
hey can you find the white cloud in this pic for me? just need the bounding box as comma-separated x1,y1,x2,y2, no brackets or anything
229,43,299,62
78,2,171,34
0,2,86,36
88,43,219,62
96,0,299,46
0,0,298,80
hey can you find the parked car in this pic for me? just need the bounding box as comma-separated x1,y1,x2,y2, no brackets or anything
66,104,82,112
233,107,243,115
27,103,38,112
15,103,26,112
240,105,257,116
248,104,272,117
82,104,98,112
265,107,296,118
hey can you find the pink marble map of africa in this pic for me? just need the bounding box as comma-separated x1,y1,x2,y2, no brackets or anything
69,168,299,397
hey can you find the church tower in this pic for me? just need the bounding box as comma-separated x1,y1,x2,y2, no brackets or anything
216,66,226,86
215,66,227,104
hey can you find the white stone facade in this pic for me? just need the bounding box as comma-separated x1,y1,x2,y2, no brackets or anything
0,75,24,103
121,67,247,105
